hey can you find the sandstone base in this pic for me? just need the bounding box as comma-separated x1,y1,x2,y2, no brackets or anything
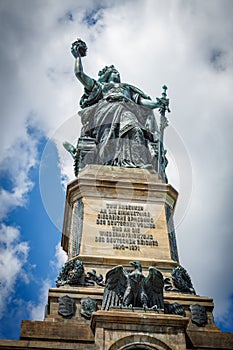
1,285,233,349
62,165,180,277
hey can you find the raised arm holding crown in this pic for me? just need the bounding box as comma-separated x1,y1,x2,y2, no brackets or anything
67,38,169,180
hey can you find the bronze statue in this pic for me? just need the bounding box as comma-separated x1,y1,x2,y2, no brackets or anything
66,39,170,179
101,262,164,310
122,261,148,308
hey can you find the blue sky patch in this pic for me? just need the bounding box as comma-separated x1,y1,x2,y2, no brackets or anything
209,48,226,71
0,132,63,339
82,6,105,27
0,170,14,192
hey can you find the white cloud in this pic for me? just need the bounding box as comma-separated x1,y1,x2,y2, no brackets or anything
53,242,68,269
0,120,41,326
0,224,29,319
28,280,51,321
28,244,67,321
0,128,39,220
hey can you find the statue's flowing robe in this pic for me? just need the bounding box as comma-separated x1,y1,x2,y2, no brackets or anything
78,84,157,168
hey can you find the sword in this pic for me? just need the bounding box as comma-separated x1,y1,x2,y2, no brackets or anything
157,85,170,180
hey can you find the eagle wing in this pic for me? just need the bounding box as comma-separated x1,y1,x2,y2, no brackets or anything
101,265,128,310
145,267,164,309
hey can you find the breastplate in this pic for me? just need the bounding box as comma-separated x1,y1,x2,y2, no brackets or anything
102,83,131,100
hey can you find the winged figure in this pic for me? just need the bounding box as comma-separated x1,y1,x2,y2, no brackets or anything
145,266,164,309
101,262,164,310
172,266,195,294
101,265,127,310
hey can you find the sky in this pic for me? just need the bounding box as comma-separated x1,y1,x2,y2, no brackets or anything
0,0,233,340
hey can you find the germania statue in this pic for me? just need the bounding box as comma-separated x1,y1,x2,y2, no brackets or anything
64,39,170,181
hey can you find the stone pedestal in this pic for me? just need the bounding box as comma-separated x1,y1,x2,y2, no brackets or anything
62,165,179,275
91,310,189,350
1,283,232,349
1,165,233,349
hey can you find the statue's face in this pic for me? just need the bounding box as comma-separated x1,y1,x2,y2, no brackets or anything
109,70,120,83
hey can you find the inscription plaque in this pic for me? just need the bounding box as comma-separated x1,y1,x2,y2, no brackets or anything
94,202,158,251
77,197,173,261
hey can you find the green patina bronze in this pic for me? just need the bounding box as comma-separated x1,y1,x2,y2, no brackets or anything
65,38,170,181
